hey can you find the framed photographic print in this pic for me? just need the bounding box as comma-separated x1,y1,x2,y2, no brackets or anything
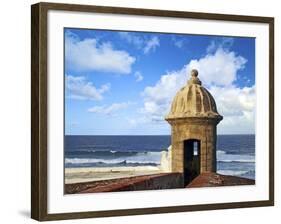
31,2,274,221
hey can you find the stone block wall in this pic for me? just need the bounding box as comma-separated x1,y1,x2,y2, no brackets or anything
170,119,218,174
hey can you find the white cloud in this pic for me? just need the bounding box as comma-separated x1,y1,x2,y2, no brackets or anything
139,46,254,134
210,85,255,134
143,36,160,54
174,40,184,48
172,36,184,48
119,32,160,54
134,71,144,82
141,68,186,122
66,75,110,100
118,32,143,49
65,32,135,74
210,85,255,116
187,48,247,86
207,37,234,53
88,102,130,115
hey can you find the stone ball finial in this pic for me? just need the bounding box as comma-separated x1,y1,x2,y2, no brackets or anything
191,69,199,77
188,69,201,85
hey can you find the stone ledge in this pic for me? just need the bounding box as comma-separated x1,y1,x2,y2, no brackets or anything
65,173,183,194
186,172,255,188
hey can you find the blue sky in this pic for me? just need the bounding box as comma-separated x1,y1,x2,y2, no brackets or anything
65,28,255,135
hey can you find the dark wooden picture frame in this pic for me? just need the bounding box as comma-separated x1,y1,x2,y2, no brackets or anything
31,2,274,221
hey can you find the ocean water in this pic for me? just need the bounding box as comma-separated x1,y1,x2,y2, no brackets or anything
65,135,255,180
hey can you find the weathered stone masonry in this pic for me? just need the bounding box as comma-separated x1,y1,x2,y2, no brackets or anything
166,69,223,184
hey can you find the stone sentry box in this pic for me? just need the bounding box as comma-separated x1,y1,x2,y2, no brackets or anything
166,69,223,185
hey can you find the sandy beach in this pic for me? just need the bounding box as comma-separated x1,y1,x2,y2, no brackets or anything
65,166,164,184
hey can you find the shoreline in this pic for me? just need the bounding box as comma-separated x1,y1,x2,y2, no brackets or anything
65,165,255,184
65,165,164,184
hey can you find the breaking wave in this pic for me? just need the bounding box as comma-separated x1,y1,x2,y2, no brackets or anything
217,150,255,163
65,151,162,167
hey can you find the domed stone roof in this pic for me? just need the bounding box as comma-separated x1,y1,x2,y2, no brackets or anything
165,69,223,121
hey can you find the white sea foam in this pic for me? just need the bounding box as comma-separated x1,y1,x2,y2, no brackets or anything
217,150,226,154
66,149,254,165
65,151,162,165
65,158,124,164
217,152,255,163
217,170,249,176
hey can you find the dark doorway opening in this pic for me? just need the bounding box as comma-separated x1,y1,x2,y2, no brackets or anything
183,139,201,185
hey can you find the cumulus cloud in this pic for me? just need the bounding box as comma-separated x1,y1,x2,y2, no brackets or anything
134,71,144,82
187,48,247,86
65,32,135,74
88,102,130,115
139,46,254,133
66,75,110,100
210,85,255,116
141,68,187,121
210,85,255,133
